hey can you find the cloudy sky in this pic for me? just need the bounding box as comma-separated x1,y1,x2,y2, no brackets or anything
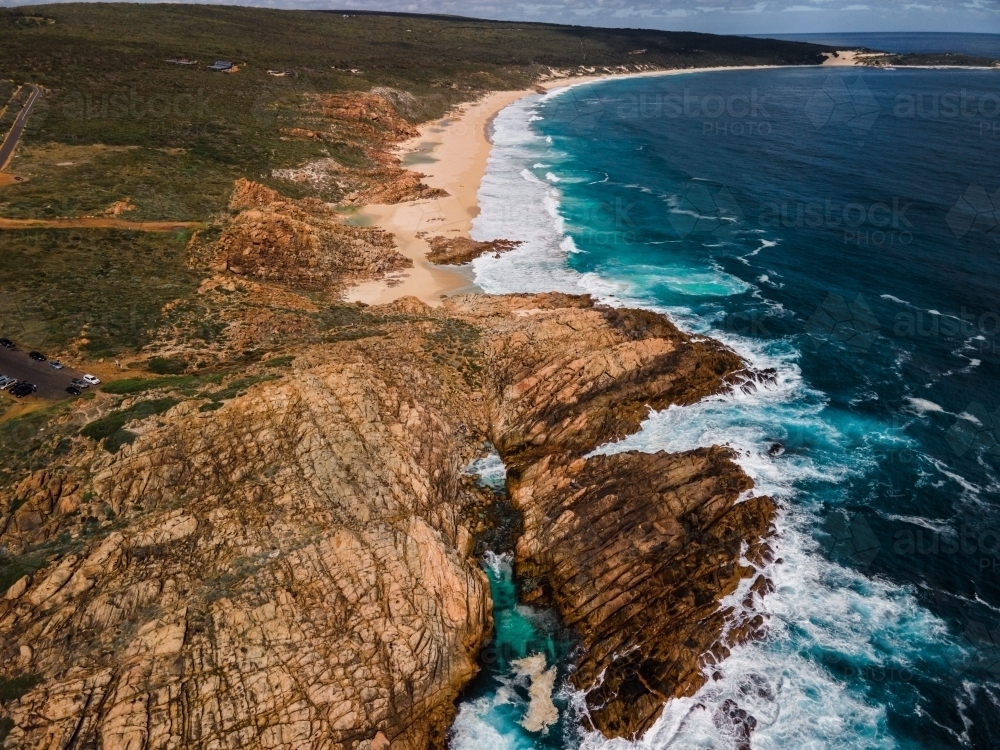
3,0,996,34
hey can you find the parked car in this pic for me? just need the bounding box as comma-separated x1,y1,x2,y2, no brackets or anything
49,360,63,369
82,374,101,385
70,378,90,389
0,338,13,348
11,382,36,398
0,376,14,390
29,351,46,362
66,385,82,396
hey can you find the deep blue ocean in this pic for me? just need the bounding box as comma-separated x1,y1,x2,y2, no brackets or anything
452,64,1000,749
761,32,1000,57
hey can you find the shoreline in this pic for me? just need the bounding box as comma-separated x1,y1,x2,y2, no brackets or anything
342,54,863,307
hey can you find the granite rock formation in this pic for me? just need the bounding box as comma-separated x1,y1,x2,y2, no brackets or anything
0,302,492,750
0,293,777,748
212,179,410,289
425,237,521,265
447,293,778,737
273,92,447,205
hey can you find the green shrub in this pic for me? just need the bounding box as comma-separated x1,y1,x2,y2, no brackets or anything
0,554,45,596
148,357,187,375
0,715,14,746
0,675,41,704
102,376,196,395
103,429,139,453
80,398,178,446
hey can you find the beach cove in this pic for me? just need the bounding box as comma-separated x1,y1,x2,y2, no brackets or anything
343,54,863,307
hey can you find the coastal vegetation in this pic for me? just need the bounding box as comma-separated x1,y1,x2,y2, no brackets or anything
0,4,829,358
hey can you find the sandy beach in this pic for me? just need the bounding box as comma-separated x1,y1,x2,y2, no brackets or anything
344,56,857,306
343,88,532,306
822,50,864,66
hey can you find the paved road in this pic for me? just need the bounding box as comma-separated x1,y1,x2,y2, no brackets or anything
0,346,85,401
0,84,40,172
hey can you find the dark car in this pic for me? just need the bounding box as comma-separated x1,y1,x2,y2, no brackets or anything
11,382,36,398
66,385,83,396
0,338,13,348
70,378,90,389
28,351,46,362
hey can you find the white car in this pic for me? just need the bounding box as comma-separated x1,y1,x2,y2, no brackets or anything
0,376,14,390
82,374,101,385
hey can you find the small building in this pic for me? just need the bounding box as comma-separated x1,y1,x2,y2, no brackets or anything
207,60,235,72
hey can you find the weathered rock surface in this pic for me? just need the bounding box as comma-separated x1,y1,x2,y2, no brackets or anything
446,293,778,738
212,179,410,289
425,237,521,265
272,92,447,205
511,448,776,736
0,292,777,748
0,306,493,750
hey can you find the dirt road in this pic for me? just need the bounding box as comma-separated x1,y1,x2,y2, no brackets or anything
0,217,200,231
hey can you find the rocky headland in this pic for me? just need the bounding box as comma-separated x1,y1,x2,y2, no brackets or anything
0,65,788,748
0,286,778,748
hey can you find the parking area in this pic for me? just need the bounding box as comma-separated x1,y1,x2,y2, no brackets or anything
0,346,87,400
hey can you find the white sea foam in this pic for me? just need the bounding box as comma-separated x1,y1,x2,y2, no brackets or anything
458,85,972,750
880,294,913,307
904,397,948,416
465,452,508,492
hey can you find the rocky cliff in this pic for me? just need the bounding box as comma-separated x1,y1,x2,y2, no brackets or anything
0,293,776,749
447,293,778,737
0,300,493,750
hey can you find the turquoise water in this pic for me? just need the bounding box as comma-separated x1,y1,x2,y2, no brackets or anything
451,553,579,750
457,66,1000,749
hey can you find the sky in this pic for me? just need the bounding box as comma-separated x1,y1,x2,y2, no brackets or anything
1,0,997,35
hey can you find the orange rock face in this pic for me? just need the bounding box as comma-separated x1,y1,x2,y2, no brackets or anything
0,294,777,748
447,293,778,738
213,179,411,289
425,236,522,265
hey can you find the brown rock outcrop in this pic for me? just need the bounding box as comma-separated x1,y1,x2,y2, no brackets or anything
212,179,410,289
511,448,776,736
349,169,446,206
425,237,521,265
273,92,446,204
0,307,493,750
445,293,778,738
0,470,85,545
